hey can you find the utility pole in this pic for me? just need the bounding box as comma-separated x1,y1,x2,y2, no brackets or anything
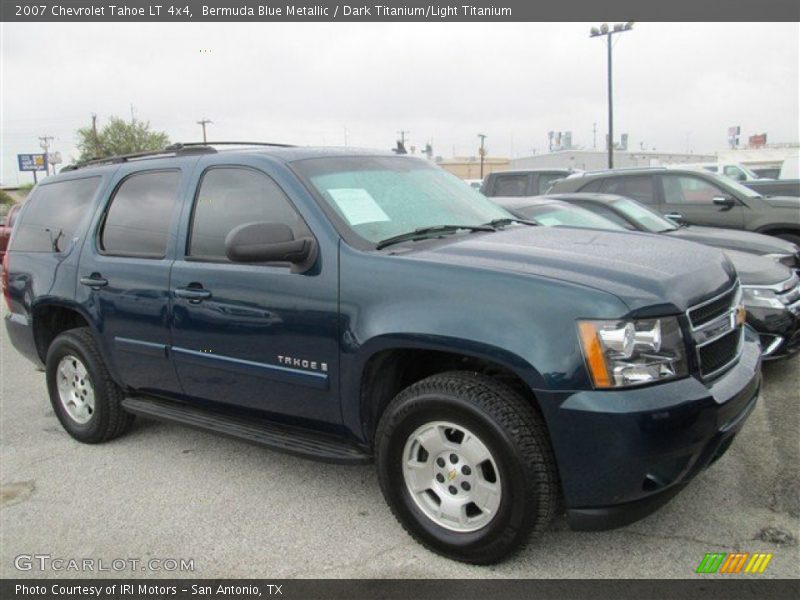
398,130,409,146
38,135,55,175
91,113,101,157
590,22,634,169
592,122,597,149
477,133,487,179
130,103,136,124
197,118,213,144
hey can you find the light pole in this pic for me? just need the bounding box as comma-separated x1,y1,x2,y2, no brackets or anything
478,133,487,179
590,22,633,169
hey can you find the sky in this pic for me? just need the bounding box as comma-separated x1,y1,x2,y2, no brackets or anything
1,21,798,184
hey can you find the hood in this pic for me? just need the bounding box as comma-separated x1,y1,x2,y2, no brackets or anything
665,225,799,256
762,196,800,209
407,227,736,313
724,249,794,286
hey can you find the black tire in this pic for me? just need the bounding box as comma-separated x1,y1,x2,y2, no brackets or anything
45,327,134,443
375,371,559,564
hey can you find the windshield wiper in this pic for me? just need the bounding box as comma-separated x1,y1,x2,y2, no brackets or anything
482,217,538,228
376,224,494,250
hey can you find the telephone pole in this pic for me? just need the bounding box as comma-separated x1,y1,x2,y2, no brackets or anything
589,22,634,169
38,135,55,175
477,133,487,179
197,118,213,143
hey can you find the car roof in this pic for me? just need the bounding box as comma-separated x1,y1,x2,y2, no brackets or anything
491,196,577,210
57,145,404,177
488,168,573,176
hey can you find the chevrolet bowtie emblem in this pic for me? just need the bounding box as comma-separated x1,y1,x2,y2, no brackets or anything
447,469,458,481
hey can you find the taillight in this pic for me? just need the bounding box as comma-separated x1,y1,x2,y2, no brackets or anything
2,251,10,311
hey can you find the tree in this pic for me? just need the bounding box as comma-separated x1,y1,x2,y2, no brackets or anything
76,116,170,161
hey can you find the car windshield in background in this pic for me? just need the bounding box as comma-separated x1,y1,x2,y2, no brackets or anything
612,198,678,232
293,156,511,245
521,204,627,231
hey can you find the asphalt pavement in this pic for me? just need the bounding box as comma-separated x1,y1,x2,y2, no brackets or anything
1,303,798,578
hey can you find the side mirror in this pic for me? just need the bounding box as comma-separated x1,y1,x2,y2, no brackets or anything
712,196,736,209
225,222,317,273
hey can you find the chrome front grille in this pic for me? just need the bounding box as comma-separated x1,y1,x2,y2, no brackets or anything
687,283,744,380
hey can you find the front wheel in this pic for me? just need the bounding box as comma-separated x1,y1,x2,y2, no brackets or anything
375,371,559,564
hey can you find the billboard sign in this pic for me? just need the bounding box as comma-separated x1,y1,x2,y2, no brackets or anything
17,153,48,171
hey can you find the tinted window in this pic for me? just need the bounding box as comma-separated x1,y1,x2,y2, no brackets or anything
189,167,310,260
537,173,566,194
601,176,655,204
11,177,101,253
662,175,726,204
100,171,181,257
492,174,529,197
578,179,604,193
723,165,746,181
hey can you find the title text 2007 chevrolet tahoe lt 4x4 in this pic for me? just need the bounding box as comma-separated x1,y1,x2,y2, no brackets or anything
3,144,761,563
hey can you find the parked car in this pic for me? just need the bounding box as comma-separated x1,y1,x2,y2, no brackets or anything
464,178,483,190
534,192,800,271
744,178,800,198
752,167,781,180
490,196,800,360
4,144,761,564
676,162,763,182
550,166,800,245
0,203,22,262
480,169,573,197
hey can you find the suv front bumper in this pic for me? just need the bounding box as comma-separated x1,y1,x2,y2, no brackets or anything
542,329,761,531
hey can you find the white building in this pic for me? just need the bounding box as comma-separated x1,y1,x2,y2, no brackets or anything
510,149,715,172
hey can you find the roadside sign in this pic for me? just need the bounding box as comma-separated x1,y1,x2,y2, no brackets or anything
17,153,48,171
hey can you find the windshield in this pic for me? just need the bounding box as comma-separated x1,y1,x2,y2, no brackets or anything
293,156,511,245
612,198,678,232
706,172,762,198
520,204,627,231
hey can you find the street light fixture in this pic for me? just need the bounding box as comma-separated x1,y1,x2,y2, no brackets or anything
590,21,634,169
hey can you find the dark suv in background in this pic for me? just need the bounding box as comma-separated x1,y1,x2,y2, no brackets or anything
550,167,800,245
480,169,573,197
3,144,761,564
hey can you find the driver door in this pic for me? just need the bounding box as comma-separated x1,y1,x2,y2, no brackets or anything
658,174,745,229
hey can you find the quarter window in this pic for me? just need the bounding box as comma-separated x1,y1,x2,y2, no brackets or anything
492,174,529,197
10,176,101,253
100,171,181,257
662,175,726,204
188,167,310,261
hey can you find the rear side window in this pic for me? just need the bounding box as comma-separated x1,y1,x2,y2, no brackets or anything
600,176,656,204
11,177,101,253
100,171,181,258
492,174,529,197
537,173,565,194
188,167,310,261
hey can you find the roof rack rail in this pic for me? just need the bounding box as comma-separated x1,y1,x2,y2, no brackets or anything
61,141,296,171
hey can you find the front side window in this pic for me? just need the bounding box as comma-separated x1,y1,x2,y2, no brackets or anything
188,167,310,261
723,165,746,181
11,176,101,253
601,176,656,204
100,171,181,257
662,175,726,204
293,156,509,245
611,198,677,232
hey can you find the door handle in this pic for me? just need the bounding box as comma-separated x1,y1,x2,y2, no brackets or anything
664,212,683,221
79,274,108,288
175,286,212,302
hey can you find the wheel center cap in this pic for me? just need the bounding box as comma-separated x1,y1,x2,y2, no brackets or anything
447,469,458,481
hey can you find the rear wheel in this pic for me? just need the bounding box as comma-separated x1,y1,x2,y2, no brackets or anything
375,371,559,564
46,327,134,443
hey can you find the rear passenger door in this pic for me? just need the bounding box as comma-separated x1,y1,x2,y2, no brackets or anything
168,162,341,424
76,167,189,396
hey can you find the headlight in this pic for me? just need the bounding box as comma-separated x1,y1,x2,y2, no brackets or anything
741,286,785,310
577,317,687,388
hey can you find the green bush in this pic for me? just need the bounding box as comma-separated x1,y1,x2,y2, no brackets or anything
0,190,15,205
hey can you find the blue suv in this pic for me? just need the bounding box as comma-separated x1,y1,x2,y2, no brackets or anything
3,143,761,563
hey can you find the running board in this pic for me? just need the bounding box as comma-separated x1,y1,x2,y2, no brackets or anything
121,396,371,464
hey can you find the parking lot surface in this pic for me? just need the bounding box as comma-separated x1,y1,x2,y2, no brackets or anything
1,304,798,579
